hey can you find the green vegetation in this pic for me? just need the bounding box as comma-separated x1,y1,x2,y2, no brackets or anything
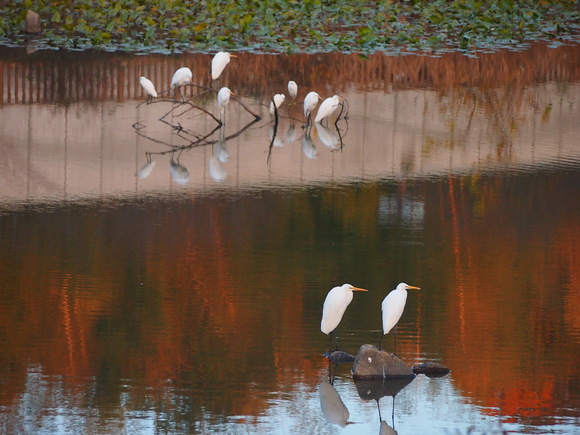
0,0,578,53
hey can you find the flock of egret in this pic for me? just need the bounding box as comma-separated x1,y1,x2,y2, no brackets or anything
321,282,422,354
138,51,346,126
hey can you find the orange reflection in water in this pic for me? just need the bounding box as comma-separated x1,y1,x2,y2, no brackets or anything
0,43,579,431
432,173,580,424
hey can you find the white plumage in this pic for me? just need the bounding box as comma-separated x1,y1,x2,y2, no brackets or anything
170,67,193,88
303,91,321,120
170,67,193,101
211,51,236,80
287,81,298,99
217,87,234,122
139,77,157,102
217,87,233,108
315,95,341,123
269,93,286,115
379,282,421,351
321,284,368,342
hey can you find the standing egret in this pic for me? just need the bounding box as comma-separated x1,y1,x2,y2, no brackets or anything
304,91,321,124
217,87,234,123
321,283,368,350
170,67,193,101
315,95,341,124
211,51,236,80
139,77,157,103
288,81,298,99
269,93,286,115
379,283,421,353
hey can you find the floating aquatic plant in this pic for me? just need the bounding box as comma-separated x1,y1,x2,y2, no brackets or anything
0,0,578,54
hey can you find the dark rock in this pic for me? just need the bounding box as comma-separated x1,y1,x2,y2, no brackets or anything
351,344,415,379
353,377,414,400
24,10,41,34
322,350,355,364
412,361,451,377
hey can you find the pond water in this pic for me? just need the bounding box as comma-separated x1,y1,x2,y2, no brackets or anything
0,44,579,434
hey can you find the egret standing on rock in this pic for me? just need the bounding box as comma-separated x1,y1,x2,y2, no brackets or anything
288,81,298,99
304,91,321,124
321,283,368,350
139,77,157,103
217,87,234,123
315,95,341,124
170,67,193,101
212,52,236,80
378,283,421,354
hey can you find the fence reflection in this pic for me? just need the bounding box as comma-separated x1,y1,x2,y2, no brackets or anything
1,43,578,105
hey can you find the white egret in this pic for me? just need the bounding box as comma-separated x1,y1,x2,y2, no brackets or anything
217,87,234,123
379,283,421,353
288,80,298,99
211,51,236,80
269,93,286,115
139,77,157,103
303,91,321,123
321,283,368,350
170,67,193,101
315,95,341,124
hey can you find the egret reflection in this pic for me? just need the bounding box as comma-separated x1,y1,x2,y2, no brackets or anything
319,381,350,428
209,155,227,182
136,154,156,179
216,137,229,163
269,126,284,148
302,133,317,159
169,157,190,184
355,377,414,434
315,122,340,150
285,123,297,144
133,76,351,179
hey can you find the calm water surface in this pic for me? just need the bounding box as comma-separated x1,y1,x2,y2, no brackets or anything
0,44,579,434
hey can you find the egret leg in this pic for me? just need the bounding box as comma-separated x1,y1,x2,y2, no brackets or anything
393,325,398,356
378,332,384,350
392,395,396,428
329,361,338,385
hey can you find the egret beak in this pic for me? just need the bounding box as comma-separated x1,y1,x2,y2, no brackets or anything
230,54,237,58
406,285,421,290
351,287,368,292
